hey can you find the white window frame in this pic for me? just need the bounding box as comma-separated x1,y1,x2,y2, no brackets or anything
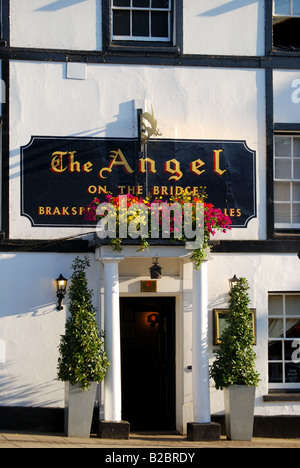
268,293,300,390
274,134,300,229
111,0,172,42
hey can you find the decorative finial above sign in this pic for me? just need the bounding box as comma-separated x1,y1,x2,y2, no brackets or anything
140,106,162,145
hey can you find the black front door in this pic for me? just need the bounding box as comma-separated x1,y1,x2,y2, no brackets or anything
120,297,176,431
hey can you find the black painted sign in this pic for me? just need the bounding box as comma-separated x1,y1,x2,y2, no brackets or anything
21,136,256,228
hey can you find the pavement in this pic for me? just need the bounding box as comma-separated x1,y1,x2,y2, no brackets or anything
0,431,300,449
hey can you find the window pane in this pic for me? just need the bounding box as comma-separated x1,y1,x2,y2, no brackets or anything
113,0,130,6
269,318,284,338
269,295,283,315
292,204,300,223
286,320,300,338
151,11,169,37
269,362,283,383
269,340,283,360
285,363,300,383
113,10,130,36
274,0,291,15
293,183,300,201
133,0,150,7
286,296,300,316
285,341,295,360
275,203,291,223
132,11,149,36
274,182,290,201
294,138,300,157
293,0,300,15
294,160,300,179
275,159,292,179
152,0,169,8
275,136,292,157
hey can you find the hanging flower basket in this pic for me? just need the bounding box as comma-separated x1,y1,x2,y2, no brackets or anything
84,192,232,269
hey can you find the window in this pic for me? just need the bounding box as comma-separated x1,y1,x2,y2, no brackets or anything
274,135,300,228
273,0,300,50
268,294,300,389
103,0,183,51
111,0,172,42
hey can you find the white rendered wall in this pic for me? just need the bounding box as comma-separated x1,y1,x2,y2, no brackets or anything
0,249,299,425
9,0,264,57
0,252,98,408
208,252,300,419
183,0,265,56
10,0,102,51
10,61,266,241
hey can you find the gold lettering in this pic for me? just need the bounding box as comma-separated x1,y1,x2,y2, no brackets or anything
164,159,183,182
213,149,226,177
82,161,93,173
99,149,134,179
62,207,70,215
50,151,68,173
175,186,184,196
68,152,80,173
52,207,61,215
139,157,157,174
190,159,205,176
88,185,97,194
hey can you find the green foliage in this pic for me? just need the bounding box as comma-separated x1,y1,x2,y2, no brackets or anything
57,256,110,391
210,277,260,390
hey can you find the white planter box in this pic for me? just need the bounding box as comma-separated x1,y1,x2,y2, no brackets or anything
224,385,256,441
65,382,97,438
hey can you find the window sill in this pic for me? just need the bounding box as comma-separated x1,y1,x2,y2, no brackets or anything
274,230,300,238
107,44,180,55
271,48,300,55
263,393,300,402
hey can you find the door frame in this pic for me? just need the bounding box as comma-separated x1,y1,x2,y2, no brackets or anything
119,294,180,432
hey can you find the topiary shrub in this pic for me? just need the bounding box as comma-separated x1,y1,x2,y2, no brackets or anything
210,277,260,390
57,256,109,391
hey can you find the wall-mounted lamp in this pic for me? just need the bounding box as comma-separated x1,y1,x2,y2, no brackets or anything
149,257,162,279
229,274,239,293
55,274,68,311
147,313,159,328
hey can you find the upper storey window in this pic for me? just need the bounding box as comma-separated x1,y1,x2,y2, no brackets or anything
111,0,172,42
273,0,300,50
274,135,300,228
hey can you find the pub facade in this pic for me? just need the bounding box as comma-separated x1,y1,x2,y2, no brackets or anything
0,0,300,437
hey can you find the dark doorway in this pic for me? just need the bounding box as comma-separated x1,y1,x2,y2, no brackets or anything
120,297,176,431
